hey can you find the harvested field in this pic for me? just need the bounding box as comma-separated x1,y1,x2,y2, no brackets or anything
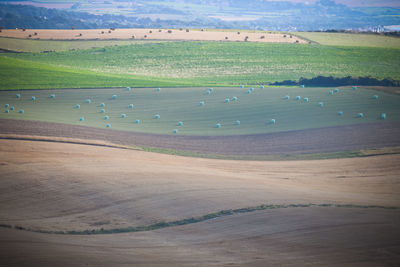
2,87,399,136
0,28,307,43
1,118,400,156
0,139,399,266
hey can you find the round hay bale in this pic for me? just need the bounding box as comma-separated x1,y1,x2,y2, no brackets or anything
216,123,221,128
200,101,205,106
86,99,91,104
156,88,161,92
135,119,140,124
334,88,339,93
121,114,126,118
232,96,238,101
381,113,386,119
209,88,213,92
249,87,254,91
100,109,105,113
173,129,178,134
318,102,324,107
129,104,134,109
329,90,333,95
269,119,276,124
358,113,364,118
31,96,36,101
240,85,244,88
16,94,21,99
154,114,160,119
126,87,131,91
112,95,117,100
19,109,24,114
338,111,343,116
284,95,290,100
352,86,357,90
303,97,309,102
225,98,230,103
100,103,105,107
10,106,14,111
236,120,240,125
373,95,379,99
79,117,84,121
5,104,9,108
206,90,211,95
104,115,109,120
106,124,111,128
295,96,301,100
50,94,55,99
75,104,80,109
247,90,251,94
177,121,183,126
5,110,9,114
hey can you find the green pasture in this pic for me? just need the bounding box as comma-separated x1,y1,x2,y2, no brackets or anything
1,86,399,136
2,41,399,89
293,32,400,49
0,56,196,90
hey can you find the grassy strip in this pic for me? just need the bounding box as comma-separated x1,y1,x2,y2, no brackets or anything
2,203,398,235
0,134,142,151
142,146,400,161
0,37,164,53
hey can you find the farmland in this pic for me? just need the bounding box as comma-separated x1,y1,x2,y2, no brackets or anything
1,86,399,136
0,37,158,53
0,28,400,266
0,139,399,266
294,32,400,48
1,40,400,89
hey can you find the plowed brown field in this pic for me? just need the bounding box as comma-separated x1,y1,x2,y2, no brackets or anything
0,139,399,266
1,118,400,156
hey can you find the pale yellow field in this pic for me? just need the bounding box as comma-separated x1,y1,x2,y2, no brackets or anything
294,32,400,48
0,28,307,43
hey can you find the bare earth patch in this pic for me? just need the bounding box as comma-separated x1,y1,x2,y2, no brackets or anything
0,28,307,43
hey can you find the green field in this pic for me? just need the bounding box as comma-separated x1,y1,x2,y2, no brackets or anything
1,40,400,89
294,32,400,49
0,56,197,90
1,86,399,136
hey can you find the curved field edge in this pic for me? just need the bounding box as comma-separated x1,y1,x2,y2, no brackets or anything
1,204,398,235
1,118,400,158
1,133,399,161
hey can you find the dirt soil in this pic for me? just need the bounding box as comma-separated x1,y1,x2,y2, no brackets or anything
0,139,399,266
0,28,307,43
1,118,400,156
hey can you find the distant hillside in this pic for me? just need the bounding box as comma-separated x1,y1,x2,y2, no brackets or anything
0,0,399,30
